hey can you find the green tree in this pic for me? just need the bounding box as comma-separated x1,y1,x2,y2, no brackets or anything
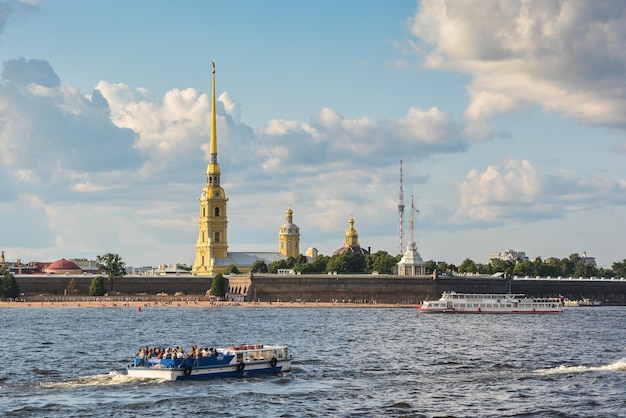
512,260,533,276
437,261,452,273
326,254,349,273
89,276,107,296
95,253,127,292
295,254,308,265
309,255,329,273
611,259,626,278
542,257,563,277
574,262,597,278
598,267,615,278
251,260,268,273
326,252,365,274
565,253,582,276
292,254,311,273
478,263,492,274
425,260,437,274
365,251,399,274
0,266,20,299
210,273,228,298
457,258,478,274
175,263,192,271
285,256,297,268
537,258,561,277
223,264,240,275
293,260,310,273
487,259,514,275
268,259,289,273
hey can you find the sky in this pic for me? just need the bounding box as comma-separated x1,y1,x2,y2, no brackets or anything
1,0,625,269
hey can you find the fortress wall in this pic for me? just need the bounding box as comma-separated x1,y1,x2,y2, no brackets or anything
510,279,626,303
240,274,437,304
12,274,626,304
14,274,212,296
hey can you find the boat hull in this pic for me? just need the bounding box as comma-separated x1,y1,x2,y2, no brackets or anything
417,307,563,314
127,360,291,381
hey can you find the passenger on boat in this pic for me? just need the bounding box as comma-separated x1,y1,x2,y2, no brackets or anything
136,344,226,362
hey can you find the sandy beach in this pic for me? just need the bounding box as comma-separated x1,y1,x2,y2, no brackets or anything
0,299,414,309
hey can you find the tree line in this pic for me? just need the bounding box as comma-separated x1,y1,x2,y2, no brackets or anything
453,253,626,278
248,251,402,275
247,251,626,279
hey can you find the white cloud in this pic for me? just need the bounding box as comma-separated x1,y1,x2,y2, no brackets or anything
452,158,626,225
255,106,465,177
410,0,626,130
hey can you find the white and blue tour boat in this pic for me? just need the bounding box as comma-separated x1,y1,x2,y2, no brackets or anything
127,344,291,380
417,292,564,313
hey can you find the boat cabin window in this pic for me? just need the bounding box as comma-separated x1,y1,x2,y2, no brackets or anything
277,348,288,359
245,349,278,362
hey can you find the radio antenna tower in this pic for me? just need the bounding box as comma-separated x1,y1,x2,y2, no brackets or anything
397,160,405,255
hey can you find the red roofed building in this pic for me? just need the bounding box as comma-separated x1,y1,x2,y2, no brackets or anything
45,258,82,275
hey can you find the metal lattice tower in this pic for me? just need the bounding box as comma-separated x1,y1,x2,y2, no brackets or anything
397,160,405,255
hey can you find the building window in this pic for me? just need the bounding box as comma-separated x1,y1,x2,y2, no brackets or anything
215,232,220,242
215,207,220,217
287,241,292,250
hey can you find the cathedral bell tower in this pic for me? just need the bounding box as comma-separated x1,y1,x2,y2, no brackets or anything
192,60,228,275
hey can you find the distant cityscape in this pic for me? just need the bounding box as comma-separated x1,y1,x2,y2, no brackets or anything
4,247,624,278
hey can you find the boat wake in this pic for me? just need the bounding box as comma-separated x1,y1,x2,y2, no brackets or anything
536,358,626,375
39,371,163,389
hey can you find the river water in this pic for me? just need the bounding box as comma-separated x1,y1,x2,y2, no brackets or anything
0,306,624,417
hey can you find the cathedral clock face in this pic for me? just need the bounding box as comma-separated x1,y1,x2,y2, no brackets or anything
214,191,220,198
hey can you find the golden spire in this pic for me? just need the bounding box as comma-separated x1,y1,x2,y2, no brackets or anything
207,59,220,178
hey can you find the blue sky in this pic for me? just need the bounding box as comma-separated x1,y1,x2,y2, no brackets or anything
1,0,625,268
